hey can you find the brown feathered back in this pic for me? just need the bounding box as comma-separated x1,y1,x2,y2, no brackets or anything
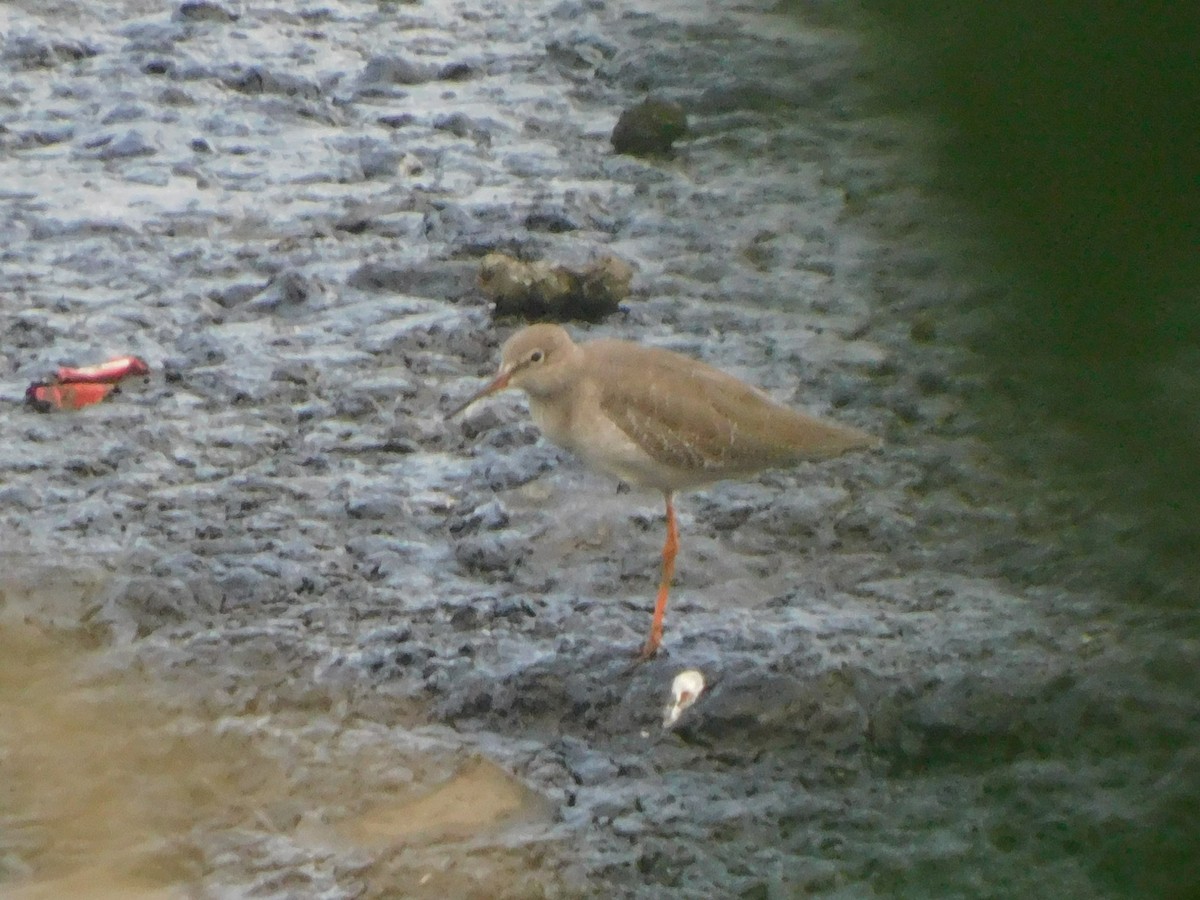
585,339,879,480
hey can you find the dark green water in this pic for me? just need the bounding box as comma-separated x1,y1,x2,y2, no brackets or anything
807,6,1200,896
858,1,1200,602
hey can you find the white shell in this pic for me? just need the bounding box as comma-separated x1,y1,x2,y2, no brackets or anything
662,668,705,728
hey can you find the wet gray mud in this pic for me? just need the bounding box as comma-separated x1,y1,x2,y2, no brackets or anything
1,0,1196,897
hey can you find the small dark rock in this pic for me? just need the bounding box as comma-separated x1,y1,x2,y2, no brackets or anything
358,55,433,92
421,201,475,243
359,625,413,647
115,577,200,632
909,311,937,343
524,208,578,233
349,263,415,293
346,492,408,521
209,281,261,309
0,485,39,510
4,35,97,69
347,261,475,300
611,97,688,157
223,66,320,99
436,679,496,718
471,445,559,491
270,362,315,386
65,454,119,477
215,566,272,606
611,816,646,837
377,113,416,129
738,882,770,900
244,272,321,314
173,332,227,367
448,498,511,535
560,738,620,786
438,61,476,81
160,87,195,106
84,130,157,160
377,435,419,454
457,405,513,442
433,112,485,142
828,374,866,409
160,360,187,384
545,33,617,74
494,598,535,621
453,534,529,576
142,59,174,76
101,104,147,125
358,142,403,180
447,605,477,631
17,125,74,148
916,368,949,395
330,392,377,419
177,1,239,22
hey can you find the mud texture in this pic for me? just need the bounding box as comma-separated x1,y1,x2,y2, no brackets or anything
1,0,1197,898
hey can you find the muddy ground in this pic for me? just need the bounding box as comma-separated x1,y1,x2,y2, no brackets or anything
1,0,1197,897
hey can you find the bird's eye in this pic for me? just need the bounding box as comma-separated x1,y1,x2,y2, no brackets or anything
529,349,544,363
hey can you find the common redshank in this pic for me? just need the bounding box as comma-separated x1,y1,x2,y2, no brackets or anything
450,323,879,658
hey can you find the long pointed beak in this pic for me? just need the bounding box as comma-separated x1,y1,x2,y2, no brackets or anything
447,368,512,418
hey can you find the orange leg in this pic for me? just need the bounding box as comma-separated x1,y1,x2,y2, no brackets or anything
640,492,679,659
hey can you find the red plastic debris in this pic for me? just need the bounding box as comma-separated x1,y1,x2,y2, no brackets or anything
54,355,149,384
24,354,150,412
25,381,117,412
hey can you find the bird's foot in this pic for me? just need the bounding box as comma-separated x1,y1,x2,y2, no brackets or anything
636,636,664,661
615,631,666,675
619,640,664,675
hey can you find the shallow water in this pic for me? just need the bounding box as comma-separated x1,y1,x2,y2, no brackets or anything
0,576,550,898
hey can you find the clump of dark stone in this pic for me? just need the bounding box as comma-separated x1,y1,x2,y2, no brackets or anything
611,97,688,157
432,112,491,144
422,202,539,260
377,112,416,130
347,261,477,301
355,54,435,95
222,66,320,99
176,1,238,22
241,271,324,316
3,33,97,69
209,281,261,310
438,61,476,81
77,130,158,161
7,124,74,149
478,252,633,322
453,532,530,578
524,207,578,233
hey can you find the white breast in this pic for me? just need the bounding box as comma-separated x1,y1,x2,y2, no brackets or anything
529,394,703,494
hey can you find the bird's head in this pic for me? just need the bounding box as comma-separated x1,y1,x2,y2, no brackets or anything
448,323,579,416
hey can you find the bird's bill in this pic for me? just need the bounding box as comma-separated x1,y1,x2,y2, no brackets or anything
447,369,511,418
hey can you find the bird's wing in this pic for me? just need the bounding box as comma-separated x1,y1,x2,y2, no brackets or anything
590,343,796,474
590,340,877,475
